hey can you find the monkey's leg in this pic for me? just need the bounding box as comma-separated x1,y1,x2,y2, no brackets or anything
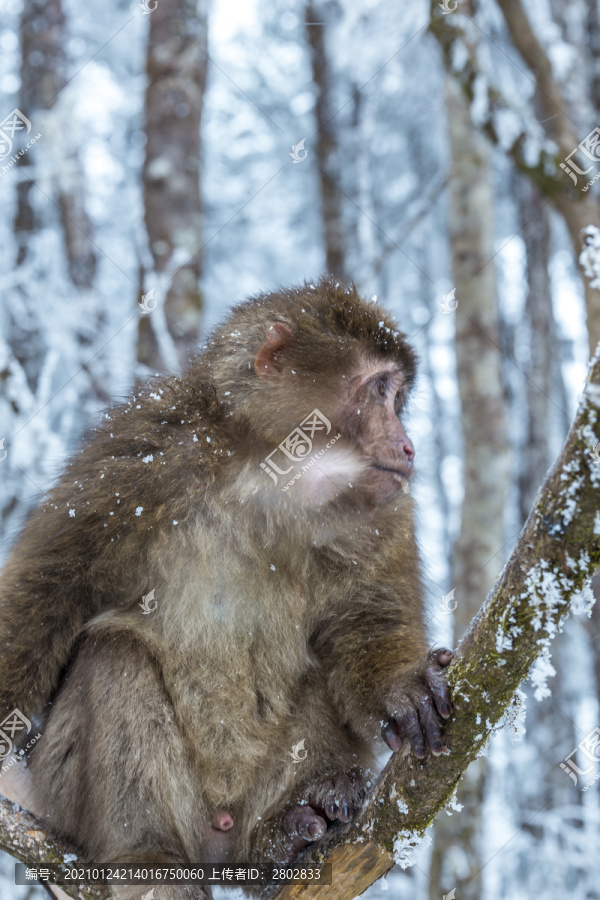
28,626,222,869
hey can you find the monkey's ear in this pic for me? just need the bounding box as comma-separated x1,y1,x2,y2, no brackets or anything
254,323,295,378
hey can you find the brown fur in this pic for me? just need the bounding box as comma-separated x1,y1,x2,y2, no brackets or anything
0,279,446,898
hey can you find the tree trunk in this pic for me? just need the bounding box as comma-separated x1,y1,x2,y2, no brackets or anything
428,66,510,900
0,0,98,544
304,1,347,281
517,181,555,523
445,84,509,623
139,0,208,369
15,0,96,289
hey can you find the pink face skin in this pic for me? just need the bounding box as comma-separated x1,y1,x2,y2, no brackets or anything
325,362,415,507
346,363,414,474
271,363,415,510
254,327,415,509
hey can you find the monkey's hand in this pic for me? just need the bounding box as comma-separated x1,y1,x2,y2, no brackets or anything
381,648,454,759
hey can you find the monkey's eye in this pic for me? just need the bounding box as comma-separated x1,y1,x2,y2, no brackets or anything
376,376,387,397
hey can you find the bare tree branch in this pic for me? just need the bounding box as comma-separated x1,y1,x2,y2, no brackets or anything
429,1,600,353
372,175,448,276
0,795,108,900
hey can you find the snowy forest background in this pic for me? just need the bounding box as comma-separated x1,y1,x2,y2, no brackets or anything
1,0,600,897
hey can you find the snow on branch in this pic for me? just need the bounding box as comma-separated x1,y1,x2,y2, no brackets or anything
580,226,600,290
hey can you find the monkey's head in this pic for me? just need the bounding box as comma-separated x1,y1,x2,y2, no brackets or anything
202,279,418,509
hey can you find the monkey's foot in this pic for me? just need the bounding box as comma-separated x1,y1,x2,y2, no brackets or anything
280,770,366,861
282,804,327,857
308,769,366,823
382,647,454,759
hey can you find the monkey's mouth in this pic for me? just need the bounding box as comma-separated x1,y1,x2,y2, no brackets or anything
372,463,413,482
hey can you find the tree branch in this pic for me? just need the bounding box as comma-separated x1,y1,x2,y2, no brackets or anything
0,794,108,900
265,348,600,899
428,1,600,352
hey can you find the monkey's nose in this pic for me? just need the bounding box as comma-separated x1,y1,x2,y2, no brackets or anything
402,437,415,463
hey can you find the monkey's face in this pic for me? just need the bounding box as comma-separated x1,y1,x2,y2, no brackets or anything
339,360,415,505
254,319,415,510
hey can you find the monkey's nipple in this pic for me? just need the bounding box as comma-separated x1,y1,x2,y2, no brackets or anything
212,810,235,832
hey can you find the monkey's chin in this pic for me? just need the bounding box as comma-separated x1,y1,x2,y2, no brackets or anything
371,466,412,499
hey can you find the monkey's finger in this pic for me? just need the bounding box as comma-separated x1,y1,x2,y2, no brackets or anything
381,719,403,752
424,667,453,719
395,708,426,759
283,805,327,842
347,767,368,805
309,773,361,823
417,698,444,756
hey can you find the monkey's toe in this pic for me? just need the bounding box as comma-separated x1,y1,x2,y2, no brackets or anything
308,770,366,824
283,805,327,842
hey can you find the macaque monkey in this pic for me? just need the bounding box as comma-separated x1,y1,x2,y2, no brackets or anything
0,280,453,899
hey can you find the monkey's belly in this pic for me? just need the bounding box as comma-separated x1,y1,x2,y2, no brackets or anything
29,623,371,866
161,655,372,812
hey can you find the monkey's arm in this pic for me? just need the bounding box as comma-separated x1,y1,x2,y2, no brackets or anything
0,476,161,721
0,473,151,719
311,544,453,757
0,380,219,720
